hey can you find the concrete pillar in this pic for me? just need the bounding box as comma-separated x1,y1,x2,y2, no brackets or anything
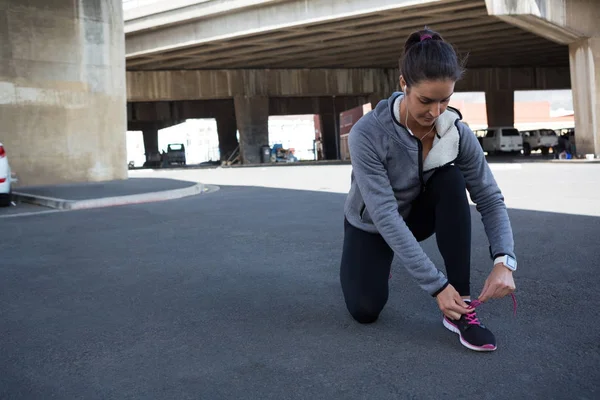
142,127,159,161
0,0,127,186
368,92,388,110
214,102,240,162
485,90,514,127
569,37,600,156
234,95,269,164
318,97,341,160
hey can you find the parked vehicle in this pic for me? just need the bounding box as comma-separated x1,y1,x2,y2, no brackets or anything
480,127,523,154
166,143,186,166
0,142,13,207
521,129,558,156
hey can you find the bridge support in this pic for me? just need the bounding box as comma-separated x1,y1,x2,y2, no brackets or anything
1,0,127,186
569,37,600,156
234,95,270,164
485,90,515,127
142,126,159,163
215,102,240,162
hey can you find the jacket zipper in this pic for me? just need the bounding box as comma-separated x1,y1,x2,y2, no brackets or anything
414,137,425,192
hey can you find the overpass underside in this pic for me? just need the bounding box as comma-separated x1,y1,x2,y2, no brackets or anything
124,0,599,164
2,0,598,185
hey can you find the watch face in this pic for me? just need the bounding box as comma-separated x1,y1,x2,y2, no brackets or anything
506,257,517,269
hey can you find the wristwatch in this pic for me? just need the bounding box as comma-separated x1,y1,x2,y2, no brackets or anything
494,255,517,272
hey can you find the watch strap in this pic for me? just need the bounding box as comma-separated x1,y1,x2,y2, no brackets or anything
494,255,517,271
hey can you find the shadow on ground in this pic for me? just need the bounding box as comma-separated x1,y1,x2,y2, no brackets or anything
1,185,598,399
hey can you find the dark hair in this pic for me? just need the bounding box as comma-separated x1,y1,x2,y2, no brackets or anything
400,28,466,87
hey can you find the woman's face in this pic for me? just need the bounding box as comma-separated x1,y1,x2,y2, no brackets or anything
402,78,455,127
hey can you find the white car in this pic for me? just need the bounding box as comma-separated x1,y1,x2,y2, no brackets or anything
0,142,13,207
480,127,523,154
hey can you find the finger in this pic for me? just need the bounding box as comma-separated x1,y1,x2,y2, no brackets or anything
479,284,496,303
458,297,472,309
452,293,470,310
478,280,491,301
446,311,461,320
450,300,473,315
478,285,493,303
497,286,514,299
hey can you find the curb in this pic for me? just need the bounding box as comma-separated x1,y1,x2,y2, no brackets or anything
13,182,218,211
548,159,600,164
221,160,352,169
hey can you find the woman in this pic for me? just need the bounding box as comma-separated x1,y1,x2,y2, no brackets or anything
340,28,517,352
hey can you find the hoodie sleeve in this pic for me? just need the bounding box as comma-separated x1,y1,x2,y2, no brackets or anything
348,125,449,296
455,124,516,261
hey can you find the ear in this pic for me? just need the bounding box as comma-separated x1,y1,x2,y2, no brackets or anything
399,75,407,92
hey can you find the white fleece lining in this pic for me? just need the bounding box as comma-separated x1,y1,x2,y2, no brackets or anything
392,95,460,172
424,112,460,172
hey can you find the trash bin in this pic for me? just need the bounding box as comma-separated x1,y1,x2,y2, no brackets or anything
260,145,271,163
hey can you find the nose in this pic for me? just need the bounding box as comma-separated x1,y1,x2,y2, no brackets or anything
429,102,442,118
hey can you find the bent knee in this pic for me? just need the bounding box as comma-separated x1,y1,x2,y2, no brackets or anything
347,303,384,324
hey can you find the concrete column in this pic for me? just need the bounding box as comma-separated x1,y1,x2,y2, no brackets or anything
318,97,341,160
485,90,514,127
214,102,240,162
0,0,127,186
569,37,600,156
368,92,388,110
142,127,159,161
234,95,269,164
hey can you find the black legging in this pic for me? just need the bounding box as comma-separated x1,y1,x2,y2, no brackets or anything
340,165,471,324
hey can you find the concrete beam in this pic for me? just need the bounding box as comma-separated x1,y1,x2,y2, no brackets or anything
486,0,600,44
125,0,289,33
126,67,571,102
126,69,397,101
125,0,439,57
127,120,184,131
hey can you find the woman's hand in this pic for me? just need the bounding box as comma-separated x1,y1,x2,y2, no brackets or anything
435,284,472,320
478,263,516,303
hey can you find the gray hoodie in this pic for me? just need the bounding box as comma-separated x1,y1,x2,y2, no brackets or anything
344,92,515,296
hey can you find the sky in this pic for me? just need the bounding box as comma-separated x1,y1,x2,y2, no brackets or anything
453,90,574,113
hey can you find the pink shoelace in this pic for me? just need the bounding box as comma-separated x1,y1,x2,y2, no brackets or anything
465,293,518,325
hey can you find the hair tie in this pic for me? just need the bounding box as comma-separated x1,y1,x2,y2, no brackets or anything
420,34,433,41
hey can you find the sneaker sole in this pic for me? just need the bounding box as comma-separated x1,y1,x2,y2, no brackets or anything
443,318,497,352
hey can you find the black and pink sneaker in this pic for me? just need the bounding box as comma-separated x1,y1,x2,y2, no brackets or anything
443,301,497,352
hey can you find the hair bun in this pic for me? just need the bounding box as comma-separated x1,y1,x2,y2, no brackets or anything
403,27,444,54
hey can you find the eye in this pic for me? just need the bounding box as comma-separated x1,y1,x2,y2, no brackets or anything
420,98,431,105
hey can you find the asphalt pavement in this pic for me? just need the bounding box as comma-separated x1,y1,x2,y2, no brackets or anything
1,164,599,399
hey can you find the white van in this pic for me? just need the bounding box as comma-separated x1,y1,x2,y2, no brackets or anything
480,127,523,154
521,129,558,156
